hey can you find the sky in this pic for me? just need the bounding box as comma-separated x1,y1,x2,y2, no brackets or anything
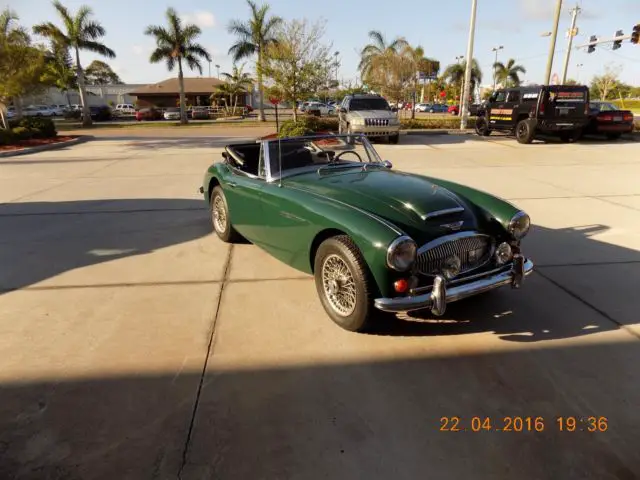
4,0,640,87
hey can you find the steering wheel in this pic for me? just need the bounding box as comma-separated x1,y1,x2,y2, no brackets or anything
335,150,363,163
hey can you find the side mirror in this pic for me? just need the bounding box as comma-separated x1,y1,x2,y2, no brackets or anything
382,160,393,169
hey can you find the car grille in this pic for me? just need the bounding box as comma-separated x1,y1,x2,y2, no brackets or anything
364,118,389,127
416,234,493,277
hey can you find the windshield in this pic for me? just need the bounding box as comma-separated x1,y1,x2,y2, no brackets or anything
349,98,390,111
590,102,617,112
266,134,382,180
166,107,179,112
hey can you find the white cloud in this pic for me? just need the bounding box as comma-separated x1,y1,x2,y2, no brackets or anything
181,11,216,29
520,0,598,21
132,45,144,55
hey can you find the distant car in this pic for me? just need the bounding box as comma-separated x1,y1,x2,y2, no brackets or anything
448,105,460,115
49,104,68,116
163,107,181,120
415,103,431,112
89,105,112,121
135,107,162,121
305,102,335,116
426,104,448,113
23,105,55,117
190,107,210,119
582,101,634,140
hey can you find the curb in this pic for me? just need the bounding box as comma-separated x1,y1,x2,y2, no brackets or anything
0,135,94,158
402,129,475,136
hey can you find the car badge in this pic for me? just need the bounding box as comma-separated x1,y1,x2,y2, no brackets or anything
440,220,464,231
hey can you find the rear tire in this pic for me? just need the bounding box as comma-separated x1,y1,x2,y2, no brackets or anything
314,235,376,332
606,133,621,140
210,186,241,243
515,119,535,144
389,133,400,144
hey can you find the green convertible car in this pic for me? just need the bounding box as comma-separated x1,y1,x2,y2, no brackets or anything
200,134,534,332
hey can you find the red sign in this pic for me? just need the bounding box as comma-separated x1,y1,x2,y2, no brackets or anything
269,96,281,105
439,90,446,98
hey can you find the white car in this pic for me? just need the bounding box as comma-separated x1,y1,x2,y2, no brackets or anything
163,107,181,120
49,104,68,116
115,103,136,115
23,105,56,117
305,102,335,116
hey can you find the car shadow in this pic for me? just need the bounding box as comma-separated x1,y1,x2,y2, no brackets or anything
369,223,639,341
0,199,212,294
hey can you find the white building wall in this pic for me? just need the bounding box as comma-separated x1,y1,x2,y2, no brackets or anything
22,85,145,107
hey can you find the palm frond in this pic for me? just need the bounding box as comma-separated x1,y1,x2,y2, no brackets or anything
75,5,93,33
184,54,203,74
184,42,211,62
182,24,202,43
228,41,255,62
82,20,106,40
51,0,74,34
32,22,69,46
227,19,252,39
79,40,115,58
367,30,385,50
149,45,173,63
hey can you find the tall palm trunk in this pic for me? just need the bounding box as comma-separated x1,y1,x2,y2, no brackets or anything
178,58,187,124
75,47,92,127
257,47,265,122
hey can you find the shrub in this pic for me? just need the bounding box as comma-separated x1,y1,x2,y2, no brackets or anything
278,116,339,138
400,117,476,130
11,126,32,140
64,109,82,120
8,117,57,138
0,128,15,145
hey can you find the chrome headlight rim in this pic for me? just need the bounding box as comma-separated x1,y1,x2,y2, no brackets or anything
386,236,417,272
494,242,513,265
508,211,531,240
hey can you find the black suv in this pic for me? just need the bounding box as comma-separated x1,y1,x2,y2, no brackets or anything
475,84,590,144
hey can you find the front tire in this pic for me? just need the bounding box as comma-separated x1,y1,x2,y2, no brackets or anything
210,185,240,243
516,119,535,144
475,117,491,136
314,235,375,332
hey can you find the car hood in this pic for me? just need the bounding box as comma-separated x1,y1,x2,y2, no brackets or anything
348,110,397,120
285,168,483,243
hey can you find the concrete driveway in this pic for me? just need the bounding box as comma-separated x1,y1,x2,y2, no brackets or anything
1,132,639,480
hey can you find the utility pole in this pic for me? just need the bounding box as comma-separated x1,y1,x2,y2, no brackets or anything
576,63,583,83
544,0,563,85
455,55,464,108
460,0,477,130
208,61,211,77
215,64,220,79
560,5,580,84
492,45,504,91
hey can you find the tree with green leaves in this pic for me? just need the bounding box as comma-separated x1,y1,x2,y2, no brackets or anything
358,31,409,102
442,59,482,103
228,0,283,122
263,19,332,121
33,1,116,127
41,41,77,105
0,8,47,125
211,64,254,115
85,60,122,85
492,58,526,88
145,7,211,125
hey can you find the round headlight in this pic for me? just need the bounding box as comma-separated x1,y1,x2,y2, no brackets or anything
386,236,417,272
508,211,531,240
495,242,513,265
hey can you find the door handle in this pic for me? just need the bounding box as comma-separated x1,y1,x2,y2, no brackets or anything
227,181,237,188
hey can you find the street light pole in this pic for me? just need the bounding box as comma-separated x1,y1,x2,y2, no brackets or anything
544,0,564,85
492,45,504,91
460,0,477,130
215,64,220,79
455,55,464,107
334,51,340,84
576,63,584,83
560,4,580,84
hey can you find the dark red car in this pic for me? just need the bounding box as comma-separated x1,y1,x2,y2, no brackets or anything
583,101,634,140
135,108,162,121
448,105,460,115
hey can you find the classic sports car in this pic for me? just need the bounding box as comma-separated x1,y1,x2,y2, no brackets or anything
200,134,534,332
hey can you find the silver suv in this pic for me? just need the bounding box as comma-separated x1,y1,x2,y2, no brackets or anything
338,94,401,144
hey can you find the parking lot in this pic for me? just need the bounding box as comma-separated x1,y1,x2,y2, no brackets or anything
1,132,639,479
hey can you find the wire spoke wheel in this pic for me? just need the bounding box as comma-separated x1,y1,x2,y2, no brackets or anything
321,254,357,317
212,195,227,233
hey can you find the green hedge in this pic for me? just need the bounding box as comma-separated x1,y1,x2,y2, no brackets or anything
0,128,15,145
401,117,477,129
612,99,640,111
8,117,57,139
278,117,339,138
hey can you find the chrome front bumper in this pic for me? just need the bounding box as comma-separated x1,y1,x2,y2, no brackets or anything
374,257,534,316
351,125,400,136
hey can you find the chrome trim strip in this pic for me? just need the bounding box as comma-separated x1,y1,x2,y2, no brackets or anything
421,207,465,221
409,263,511,294
416,231,490,255
374,258,534,313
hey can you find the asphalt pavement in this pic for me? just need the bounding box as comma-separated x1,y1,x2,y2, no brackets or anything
1,131,639,479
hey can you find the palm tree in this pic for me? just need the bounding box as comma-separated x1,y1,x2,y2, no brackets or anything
0,8,30,45
227,0,282,122
220,64,254,115
41,41,77,106
145,8,211,125
492,58,526,88
33,1,115,127
442,59,482,104
402,45,433,119
358,30,408,100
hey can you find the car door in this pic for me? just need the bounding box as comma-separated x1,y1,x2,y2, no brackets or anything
221,144,268,244
487,90,509,129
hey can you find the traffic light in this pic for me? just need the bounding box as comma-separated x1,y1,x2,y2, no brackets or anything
632,24,640,44
587,35,597,53
613,30,623,50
